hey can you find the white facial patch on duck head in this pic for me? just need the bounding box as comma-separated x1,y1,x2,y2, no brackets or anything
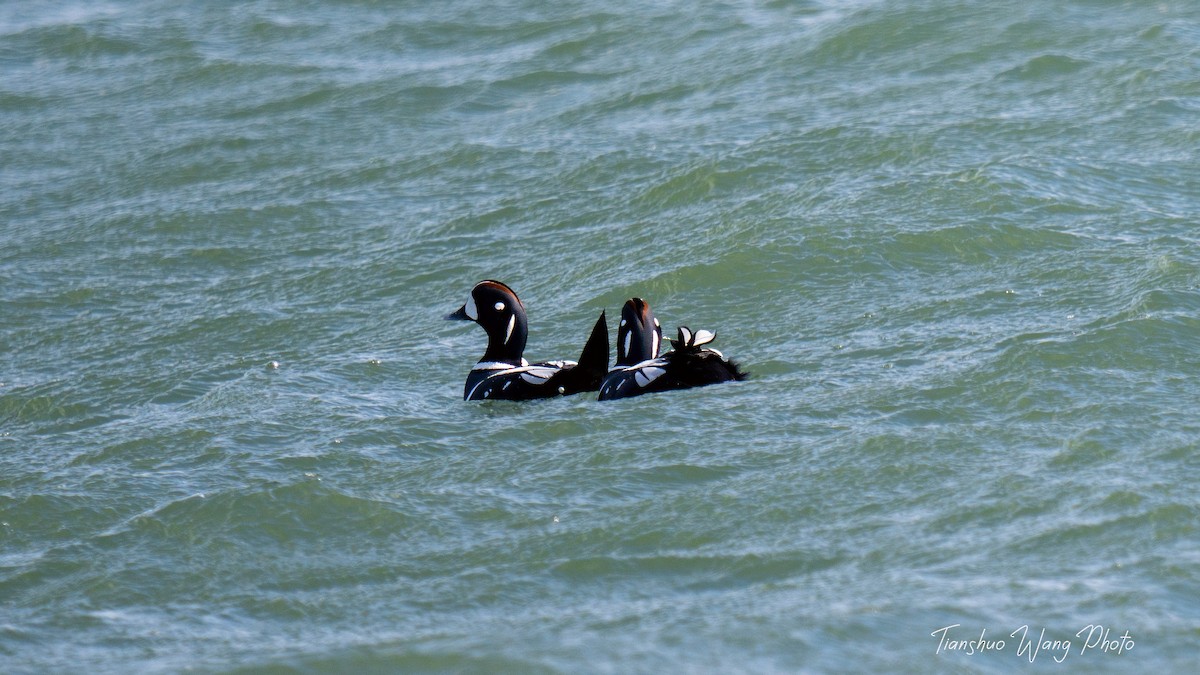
464,293,479,321
505,314,516,343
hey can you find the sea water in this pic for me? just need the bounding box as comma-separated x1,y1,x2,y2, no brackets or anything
2,1,1198,672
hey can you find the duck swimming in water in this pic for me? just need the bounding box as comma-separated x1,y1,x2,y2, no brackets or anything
447,280,608,401
598,297,746,401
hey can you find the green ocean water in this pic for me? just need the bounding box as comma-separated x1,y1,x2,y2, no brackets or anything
2,0,1199,671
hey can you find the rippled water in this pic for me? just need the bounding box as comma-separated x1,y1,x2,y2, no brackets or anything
3,1,1199,672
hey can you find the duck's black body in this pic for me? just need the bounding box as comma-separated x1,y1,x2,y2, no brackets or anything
448,280,608,401
598,297,745,401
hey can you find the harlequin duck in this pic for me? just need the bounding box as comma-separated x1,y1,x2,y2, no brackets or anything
598,297,746,401
447,280,609,401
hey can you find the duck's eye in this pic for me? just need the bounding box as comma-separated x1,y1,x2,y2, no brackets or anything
494,301,505,311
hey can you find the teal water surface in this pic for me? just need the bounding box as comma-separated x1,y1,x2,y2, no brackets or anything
3,1,1199,672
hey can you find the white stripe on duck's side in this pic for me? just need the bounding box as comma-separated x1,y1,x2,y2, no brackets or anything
634,366,666,388
465,361,577,400
603,357,669,395
609,357,668,372
472,359,530,371
599,358,668,399
519,366,559,384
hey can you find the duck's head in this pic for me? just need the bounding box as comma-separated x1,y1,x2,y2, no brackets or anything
616,297,662,366
447,280,529,365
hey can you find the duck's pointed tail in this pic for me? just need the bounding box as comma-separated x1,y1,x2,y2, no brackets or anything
574,310,609,389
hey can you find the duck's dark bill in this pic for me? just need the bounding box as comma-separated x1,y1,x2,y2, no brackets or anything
446,305,470,321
